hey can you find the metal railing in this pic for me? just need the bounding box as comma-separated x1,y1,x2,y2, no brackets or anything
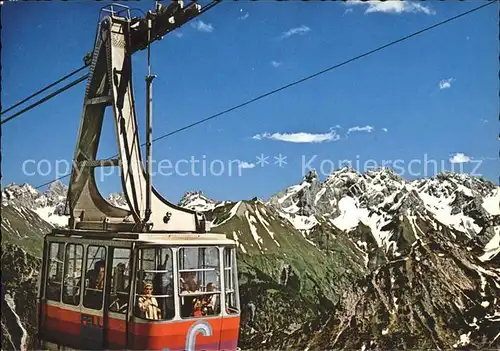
99,3,132,21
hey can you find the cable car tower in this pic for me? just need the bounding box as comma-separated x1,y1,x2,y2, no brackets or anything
36,2,241,350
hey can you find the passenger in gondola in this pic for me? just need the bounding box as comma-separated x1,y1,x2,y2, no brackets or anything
192,298,204,317
95,261,105,290
87,260,105,290
83,260,106,309
109,263,128,312
153,253,174,318
180,271,198,292
180,272,199,317
137,283,161,320
203,282,217,315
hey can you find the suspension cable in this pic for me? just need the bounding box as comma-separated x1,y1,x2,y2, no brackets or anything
1,1,218,124
33,0,496,190
149,0,497,143
1,74,89,125
0,64,89,116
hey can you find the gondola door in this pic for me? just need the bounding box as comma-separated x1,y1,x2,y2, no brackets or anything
80,244,107,349
219,246,241,350
103,246,133,349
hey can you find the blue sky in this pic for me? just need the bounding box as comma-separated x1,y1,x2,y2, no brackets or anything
2,0,498,203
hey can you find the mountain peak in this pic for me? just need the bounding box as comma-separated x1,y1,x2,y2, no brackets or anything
47,180,68,198
107,192,129,210
303,168,319,183
2,183,40,205
366,166,398,176
326,166,360,180
178,190,221,212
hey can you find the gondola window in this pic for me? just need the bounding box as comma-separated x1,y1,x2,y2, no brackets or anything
83,245,106,310
109,248,131,314
178,246,221,318
62,243,83,306
135,247,174,320
46,242,65,302
224,247,239,314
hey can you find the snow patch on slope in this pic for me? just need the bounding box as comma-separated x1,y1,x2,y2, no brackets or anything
276,182,310,205
315,188,326,205
245,211,263,251
4,293,28,351
332,196,396,252
284,214,318,232
232,230,247,254
479,227,500,262
178,191,223,212
418,191,481,236
34,206,68,227
213,201,241,227
363,212,394,251
482,189,500,216
407,212,424,240
331,196,368,231
254,207,281,247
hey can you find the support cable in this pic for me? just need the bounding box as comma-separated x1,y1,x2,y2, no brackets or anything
33,1,496,190
1,74,89,125
1,1,218,124
151,1,497,144
0,65,88,116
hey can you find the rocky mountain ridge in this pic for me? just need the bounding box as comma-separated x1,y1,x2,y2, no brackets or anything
265,168,498,264
2,181,68,227
1,167,499,350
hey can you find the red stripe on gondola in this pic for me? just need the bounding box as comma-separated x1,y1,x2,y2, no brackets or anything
41,304,240,350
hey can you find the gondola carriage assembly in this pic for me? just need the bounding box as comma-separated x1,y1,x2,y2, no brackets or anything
36,2,240,350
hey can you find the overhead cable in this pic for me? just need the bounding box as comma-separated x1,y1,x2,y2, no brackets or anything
1,74,89,125
150,1,497,143
1,64,88,116
2,2,218,123
33,1,496,190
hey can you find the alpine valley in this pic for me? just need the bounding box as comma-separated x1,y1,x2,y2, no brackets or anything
2,167,499,350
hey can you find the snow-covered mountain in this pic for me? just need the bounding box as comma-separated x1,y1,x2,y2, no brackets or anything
107,192,129,210
2,184,133,227
2,168,498,269
1,167,499,350
2,168,498,265
2,181,69,228
0,185,226,227
178,190,228,212
269,168,498,233
265,168,499,263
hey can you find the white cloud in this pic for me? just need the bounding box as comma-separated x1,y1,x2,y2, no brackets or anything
191,20,213,33
252,125,388,143
347,125,374,133
449,153,471,164
439,78,454,90
279,25,310,39
238,12,249,20
174,31,184,38
238,161,255,169
479,156,498,161
270,61,282,68
252,129,340,143
480,118,488,124
345,0,435,15
343,8,354,16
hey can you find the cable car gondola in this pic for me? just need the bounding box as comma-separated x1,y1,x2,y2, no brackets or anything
36,2,240,350
38,231,240,350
